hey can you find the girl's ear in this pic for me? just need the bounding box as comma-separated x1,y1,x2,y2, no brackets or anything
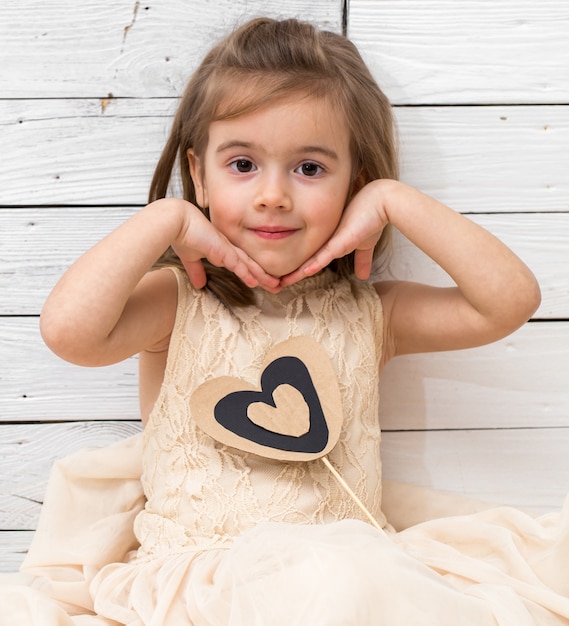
187,149,209,208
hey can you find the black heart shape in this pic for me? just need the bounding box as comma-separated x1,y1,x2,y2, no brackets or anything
214,356,329,454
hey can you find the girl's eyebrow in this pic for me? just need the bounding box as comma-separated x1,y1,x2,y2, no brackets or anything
216,140,254,153
215,140,339,160
302,145,339,160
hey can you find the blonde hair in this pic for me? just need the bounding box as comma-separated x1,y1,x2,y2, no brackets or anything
150,17,398,306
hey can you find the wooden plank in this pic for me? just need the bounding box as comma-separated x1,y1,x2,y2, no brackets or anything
0,422,142,530
0,422,566,532
1,100,567,210
2,208,567,318
0,98,172,206
0,0,342,98
381,427,569,513
394,105,569,213
1,206,137,315
0,318,139,423
381,213,569,320
0,532,34,573
349,0,569,105
1,317,568,429
379,322,569,431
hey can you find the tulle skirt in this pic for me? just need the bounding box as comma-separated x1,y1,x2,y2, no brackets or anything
87,519,501,626
2,434,569,626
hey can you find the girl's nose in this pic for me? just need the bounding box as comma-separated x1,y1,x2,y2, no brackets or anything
253,171,292,211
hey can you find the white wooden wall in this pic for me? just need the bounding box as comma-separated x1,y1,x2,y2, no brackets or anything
0,0,567,572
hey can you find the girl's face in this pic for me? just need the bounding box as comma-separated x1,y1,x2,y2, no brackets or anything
188,95,353,278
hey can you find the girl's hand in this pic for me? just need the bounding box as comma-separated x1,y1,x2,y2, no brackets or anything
40,198,279,367
280,180,389,286
172,205,280,291
282,179,540,362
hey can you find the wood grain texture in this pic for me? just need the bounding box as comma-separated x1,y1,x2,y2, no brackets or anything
0,98,173,206
394,106,569,213
1,206,137,315
2,100,567,209
0,532,34,572
0,318,139,423
0,421,142,530
0,0,342,98
381,427,569,513
349,0,569,105
379,322,569,431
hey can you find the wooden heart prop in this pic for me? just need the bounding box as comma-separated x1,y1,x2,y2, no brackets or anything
190,337,343,461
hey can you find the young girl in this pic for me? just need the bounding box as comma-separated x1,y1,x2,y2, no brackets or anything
3,15,569,626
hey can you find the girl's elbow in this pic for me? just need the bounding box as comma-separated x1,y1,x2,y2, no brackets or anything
40,311,78,363
485,274,541,343
504,275,541,334
40,310,99,366
518,271,541,322
526,276,542,318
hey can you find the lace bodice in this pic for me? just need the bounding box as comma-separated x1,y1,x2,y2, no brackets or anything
135,270,386,559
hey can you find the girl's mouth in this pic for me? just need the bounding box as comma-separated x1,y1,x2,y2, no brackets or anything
250,226,299,240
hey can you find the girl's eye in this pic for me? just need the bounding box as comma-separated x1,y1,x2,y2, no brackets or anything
230,159,256,173
296,162,323,177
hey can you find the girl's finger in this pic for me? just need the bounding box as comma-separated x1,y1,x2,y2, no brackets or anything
288,231,359,281
279,258,322,287
232,248,280,290
207,242,280,291
181,258,208,289
353,247,375,280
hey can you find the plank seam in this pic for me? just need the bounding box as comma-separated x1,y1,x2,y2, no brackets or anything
383,425,569,433
393,103,569,108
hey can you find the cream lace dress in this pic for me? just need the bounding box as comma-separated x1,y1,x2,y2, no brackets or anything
87,270,497,625
135,268,387,550
3,269,569,625
91,268,396,623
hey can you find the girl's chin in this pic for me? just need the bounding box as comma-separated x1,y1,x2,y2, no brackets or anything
254,259,304,280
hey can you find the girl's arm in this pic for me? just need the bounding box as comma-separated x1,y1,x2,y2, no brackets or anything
40,198,279,367
282,180,541,361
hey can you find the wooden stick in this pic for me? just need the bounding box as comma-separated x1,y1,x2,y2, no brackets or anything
322,456,383,531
